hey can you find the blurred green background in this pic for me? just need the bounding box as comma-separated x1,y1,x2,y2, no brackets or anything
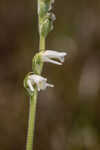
0,0,100,149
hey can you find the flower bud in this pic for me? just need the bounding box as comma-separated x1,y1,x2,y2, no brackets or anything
38,2,49,18
40,13,55,37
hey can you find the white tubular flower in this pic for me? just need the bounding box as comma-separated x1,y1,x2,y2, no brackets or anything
27,74,54,92
41,50,67,65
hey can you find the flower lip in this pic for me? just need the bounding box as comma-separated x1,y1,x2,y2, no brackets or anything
41,50,67,65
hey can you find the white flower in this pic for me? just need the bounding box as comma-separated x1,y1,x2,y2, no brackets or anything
41,50,67,65
27,74,54,92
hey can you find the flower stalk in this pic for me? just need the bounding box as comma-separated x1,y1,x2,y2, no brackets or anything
24,0,67,150
25,38,46,150
26,88,37,150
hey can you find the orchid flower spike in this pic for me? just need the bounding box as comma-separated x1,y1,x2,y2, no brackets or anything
27,74,54,92
41,50,67,65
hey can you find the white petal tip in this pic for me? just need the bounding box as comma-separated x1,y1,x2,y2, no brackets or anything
64,52,67,56
57,62,63,65
61,52,67,56
50,84,54,88
47,83,54,88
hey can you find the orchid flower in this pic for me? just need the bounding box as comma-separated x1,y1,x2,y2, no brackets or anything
27,74,54,92
41,50,67,65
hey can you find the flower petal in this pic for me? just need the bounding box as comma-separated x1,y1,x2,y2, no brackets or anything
43,50,67,59
27,79,34,92
46,83,54,88
43,57,62,65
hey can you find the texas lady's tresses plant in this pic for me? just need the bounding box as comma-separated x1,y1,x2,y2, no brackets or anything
24,0,67,150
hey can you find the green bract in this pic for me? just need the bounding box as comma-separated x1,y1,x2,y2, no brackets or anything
32,53,43,74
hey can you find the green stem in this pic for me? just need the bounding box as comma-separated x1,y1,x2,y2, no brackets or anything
26,32,45,150
39,35,46,74
26,0,46,149
40,35,45,51
26,88,38,150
